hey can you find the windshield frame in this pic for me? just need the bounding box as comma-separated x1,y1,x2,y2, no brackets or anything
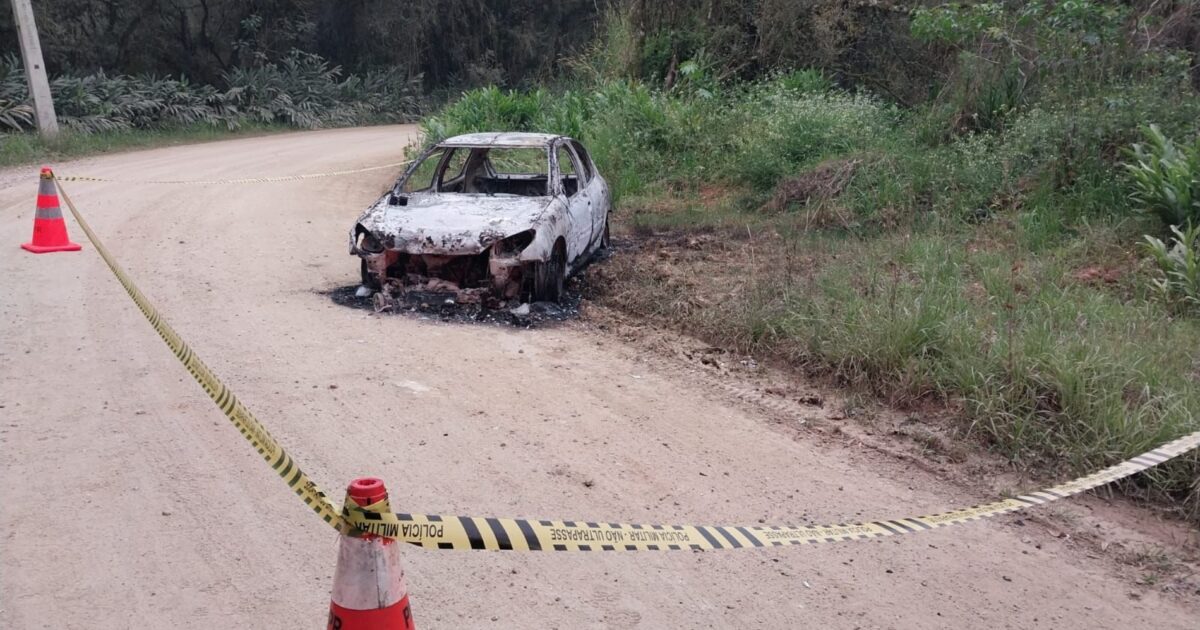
392,144,553,197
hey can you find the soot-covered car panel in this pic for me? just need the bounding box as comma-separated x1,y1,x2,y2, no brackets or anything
350,132,610,307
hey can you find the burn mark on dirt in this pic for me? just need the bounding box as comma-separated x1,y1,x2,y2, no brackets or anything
323,282,585,328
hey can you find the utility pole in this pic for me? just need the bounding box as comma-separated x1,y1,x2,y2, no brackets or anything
10,0,59,137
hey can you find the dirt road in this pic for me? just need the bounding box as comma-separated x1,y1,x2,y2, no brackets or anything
1,126,1197,629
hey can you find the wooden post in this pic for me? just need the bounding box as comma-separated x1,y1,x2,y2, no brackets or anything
10,0,60,137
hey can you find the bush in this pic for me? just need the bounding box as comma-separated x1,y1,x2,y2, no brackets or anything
727,90,897,190
1143,224,1200,311
421,87,551,140
0,51,423,135
1124,125,1200,229
774,69,833,95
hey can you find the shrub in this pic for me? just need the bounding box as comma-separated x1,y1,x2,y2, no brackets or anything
773,69,833,95
0,50,422,135
727,90,898,190
1142,224,1200,311
420,87,550,140
0,97,32,131
1124,125,1200,229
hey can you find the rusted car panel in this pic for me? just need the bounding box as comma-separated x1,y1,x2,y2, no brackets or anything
350,132,610,307
354,194,556,256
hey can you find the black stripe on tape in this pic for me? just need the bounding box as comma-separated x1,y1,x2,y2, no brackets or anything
485,518,512,550
459,516,487,550
516,519,542,551
696,527,723,549
735,526,764,547
1141,450,1169,462
714,527,743,549
875,522,904,535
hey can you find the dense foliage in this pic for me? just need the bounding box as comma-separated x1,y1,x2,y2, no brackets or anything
0,0,603,88
1126,125,1200,228
0,52,421,133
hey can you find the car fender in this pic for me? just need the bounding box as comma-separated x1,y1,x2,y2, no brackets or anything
519,197,569,263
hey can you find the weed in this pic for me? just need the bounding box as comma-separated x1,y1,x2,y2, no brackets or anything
1142,224,1200,311
1125,125,1200,229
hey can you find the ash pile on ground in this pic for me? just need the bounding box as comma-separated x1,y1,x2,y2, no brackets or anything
325,284,583,328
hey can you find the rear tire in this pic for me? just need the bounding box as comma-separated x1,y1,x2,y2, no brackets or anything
600,216,611,250
530,245,566,303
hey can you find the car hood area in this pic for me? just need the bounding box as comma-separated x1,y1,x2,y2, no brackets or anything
357,193,554,255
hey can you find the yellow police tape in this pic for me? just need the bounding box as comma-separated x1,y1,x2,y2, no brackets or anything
54,171,1200,551
54,175,354,535
343,428,1200,550
56,159,410,185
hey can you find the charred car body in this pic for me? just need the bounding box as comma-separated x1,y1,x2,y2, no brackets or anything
350,132,611,308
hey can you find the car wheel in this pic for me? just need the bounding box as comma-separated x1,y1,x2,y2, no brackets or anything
530,245,565,303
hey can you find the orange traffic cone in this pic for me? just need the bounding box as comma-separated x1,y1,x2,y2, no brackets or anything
21,167,81,254
328,478,415,630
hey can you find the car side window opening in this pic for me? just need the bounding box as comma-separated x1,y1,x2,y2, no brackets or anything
401,148,445,193
568,140,594,184
437,148,470,191
470,147,550,196
556,145,584,197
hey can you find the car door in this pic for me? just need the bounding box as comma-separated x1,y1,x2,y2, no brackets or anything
554,141,593,265
569,139,607,246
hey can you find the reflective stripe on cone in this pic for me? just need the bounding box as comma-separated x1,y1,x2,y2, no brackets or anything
327,478,415,630
22,167,81,254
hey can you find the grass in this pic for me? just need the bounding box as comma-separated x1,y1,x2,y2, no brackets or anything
596,196,1200,518
0,123,290,168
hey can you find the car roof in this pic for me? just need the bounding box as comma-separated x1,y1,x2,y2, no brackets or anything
438,132,564,148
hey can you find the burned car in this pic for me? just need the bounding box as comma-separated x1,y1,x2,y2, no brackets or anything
350,132,611,308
